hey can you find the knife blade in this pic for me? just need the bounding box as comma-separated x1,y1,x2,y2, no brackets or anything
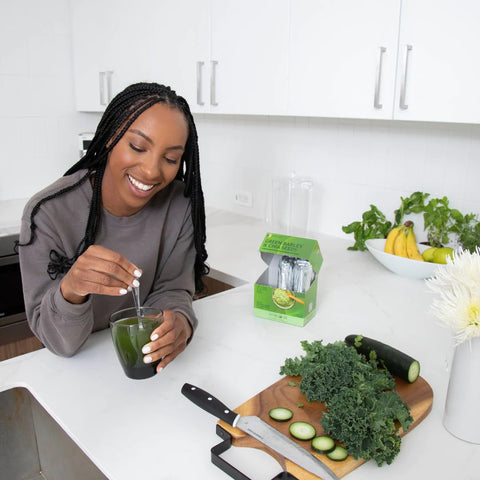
181,383,339,480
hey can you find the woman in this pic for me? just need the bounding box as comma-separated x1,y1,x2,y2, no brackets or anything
17,82,209,372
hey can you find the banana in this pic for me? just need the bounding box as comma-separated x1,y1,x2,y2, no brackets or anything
384,225,403,254
393,226,408,257
405,224,424,261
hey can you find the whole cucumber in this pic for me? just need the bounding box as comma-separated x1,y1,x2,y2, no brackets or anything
345,334,420,383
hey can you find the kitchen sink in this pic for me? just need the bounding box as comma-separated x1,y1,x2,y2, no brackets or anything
0,387,107,480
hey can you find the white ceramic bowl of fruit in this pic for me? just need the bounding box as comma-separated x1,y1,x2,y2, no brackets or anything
365,239,451,280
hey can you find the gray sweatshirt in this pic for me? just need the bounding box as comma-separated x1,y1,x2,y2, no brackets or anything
19,170,198,357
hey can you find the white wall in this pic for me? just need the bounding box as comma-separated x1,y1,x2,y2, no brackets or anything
1,0,479,242
0,0,99,202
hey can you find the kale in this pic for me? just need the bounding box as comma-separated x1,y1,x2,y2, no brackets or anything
321,387,412,466
280,340,413,466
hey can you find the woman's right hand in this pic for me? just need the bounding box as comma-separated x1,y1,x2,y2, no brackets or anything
60,245,142,304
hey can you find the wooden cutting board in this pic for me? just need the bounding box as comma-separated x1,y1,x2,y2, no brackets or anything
217,374,433,480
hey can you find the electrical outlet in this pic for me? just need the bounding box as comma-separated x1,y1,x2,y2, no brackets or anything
234,190,253,207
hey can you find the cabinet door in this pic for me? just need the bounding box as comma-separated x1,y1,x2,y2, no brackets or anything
209,0,290,115
71,0,154,112
147,0,211,113
394,0,480,123
288,0,401,119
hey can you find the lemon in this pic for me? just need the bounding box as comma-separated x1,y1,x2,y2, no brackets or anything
422,247,437,262
432,247,454,264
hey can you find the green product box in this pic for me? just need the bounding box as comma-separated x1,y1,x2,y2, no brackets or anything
254,232,323,326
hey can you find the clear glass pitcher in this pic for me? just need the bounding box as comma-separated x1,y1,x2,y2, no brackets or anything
269,172,314,236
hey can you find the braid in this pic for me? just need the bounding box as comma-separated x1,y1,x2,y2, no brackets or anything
176,99,209,291
18,82,209,291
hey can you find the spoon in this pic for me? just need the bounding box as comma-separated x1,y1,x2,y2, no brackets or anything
286,290,305,305
132,284,143,328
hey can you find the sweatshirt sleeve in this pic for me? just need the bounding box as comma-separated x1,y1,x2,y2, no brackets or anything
18,204,94,357
143,200,198,334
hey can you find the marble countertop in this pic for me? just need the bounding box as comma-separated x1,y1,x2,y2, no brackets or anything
1,207,478,479
0,197,28,236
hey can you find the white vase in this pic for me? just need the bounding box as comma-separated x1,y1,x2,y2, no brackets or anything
443,336,480,443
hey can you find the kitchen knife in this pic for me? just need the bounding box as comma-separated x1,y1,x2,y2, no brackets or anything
181,383,339,480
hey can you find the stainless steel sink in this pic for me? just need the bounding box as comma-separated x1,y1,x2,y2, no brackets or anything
0,387,107,480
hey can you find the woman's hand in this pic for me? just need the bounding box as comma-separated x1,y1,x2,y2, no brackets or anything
141,310,192,372
60,245,142,304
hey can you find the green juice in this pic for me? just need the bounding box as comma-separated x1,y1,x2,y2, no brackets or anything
111,317,160,379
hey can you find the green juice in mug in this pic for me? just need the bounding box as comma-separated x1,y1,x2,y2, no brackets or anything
110,307,163,380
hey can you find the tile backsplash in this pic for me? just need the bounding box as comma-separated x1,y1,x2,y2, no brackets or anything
196,114,480,239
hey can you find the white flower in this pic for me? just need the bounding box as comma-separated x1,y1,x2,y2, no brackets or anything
426,248,480,344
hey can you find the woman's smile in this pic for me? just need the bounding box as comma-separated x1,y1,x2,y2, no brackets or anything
127,174,156,193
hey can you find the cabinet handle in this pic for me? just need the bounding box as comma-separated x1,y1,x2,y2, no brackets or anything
374,47,386,109
196,61,205,106
400,45,412,110
99,71,113,106
210,60,218,106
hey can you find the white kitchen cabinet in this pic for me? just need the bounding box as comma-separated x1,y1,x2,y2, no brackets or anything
71,0,289,115
142,0,210,112
71,0,480,124
148,0,289,115
288,0,402,120
288,0,480,123
393,0,480,123
71,0,155,112
142,0,210,110
208,0,289,115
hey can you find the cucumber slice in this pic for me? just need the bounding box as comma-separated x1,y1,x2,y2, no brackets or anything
268,407,293,422
326,445,348,462
311,436,335,453
289,421,316,441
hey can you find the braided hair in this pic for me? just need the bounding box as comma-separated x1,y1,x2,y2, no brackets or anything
17,82,209,292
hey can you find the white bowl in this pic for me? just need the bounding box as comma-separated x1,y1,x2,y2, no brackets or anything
365,238,445,280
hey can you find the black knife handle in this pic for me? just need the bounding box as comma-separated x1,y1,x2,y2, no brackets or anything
181,383,239,426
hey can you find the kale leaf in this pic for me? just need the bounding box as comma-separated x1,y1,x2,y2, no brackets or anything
280,340,413,466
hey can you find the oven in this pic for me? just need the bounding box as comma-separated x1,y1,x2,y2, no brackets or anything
0,233,32,345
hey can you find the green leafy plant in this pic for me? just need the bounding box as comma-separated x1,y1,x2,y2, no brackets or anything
341,205,392,251
343,191,480,251
422,197,461,247
452,214,480,253
393,191,430,225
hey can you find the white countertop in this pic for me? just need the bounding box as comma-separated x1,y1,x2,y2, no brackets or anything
1,208,479,479
0,197,28,236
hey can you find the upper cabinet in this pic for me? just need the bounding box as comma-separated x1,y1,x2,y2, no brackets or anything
288,0,480,122
393,0,480,123
208,0,289,115
70,0,480,124
71,0,155,112
146,0,290,115
144,0,210,112
71,0,289,115
288,0,401,120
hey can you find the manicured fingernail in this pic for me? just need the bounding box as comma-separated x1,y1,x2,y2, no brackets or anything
151,333,159,341
134,269,142,278
127,285,132,292
144,356,152,364
132,279,140,288
142,345,151,354
119,288,128,295
157,367,163,373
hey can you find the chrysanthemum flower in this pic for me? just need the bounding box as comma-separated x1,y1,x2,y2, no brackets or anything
426,248,480,344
